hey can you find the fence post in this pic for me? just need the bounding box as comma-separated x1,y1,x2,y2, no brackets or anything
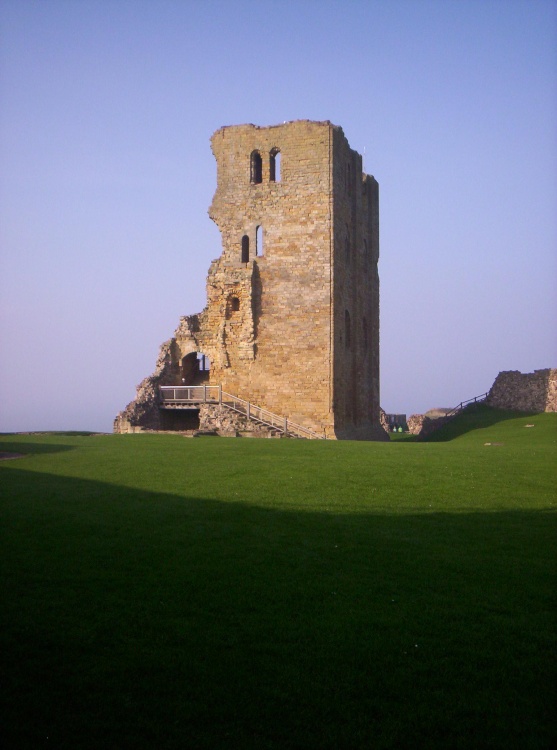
284,417,288,435
219,385,222,404
247,402,250,420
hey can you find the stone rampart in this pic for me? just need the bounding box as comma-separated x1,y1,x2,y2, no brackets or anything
486,369,556,412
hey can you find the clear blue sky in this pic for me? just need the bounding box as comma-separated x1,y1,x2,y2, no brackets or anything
1,0,556,432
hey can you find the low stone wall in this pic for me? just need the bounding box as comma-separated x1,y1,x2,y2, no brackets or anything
199,403,278,436
407,413,450,437
486,368,556,412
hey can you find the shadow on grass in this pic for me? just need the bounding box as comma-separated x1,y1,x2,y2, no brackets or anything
423,404,541,442
1,467,556,750
0,440,78,457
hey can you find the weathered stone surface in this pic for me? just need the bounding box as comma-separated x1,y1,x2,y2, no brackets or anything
199,404,281,437
113,340,175,433
486,369,557,412
115,120,388,440
406,368,556,439
407,414,425,435
407,413,451,437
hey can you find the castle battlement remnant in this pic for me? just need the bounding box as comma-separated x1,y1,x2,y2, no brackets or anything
115,120,387,439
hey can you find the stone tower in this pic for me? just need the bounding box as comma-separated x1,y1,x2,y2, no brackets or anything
115,120,386,440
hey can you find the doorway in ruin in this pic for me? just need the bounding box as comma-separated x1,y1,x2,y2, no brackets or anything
180,351,210,385
160,408,200,431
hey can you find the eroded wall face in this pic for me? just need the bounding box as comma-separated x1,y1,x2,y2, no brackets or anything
487,369,557,412
203,121,335,435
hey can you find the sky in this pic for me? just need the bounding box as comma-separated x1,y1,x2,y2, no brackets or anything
1,0,556,433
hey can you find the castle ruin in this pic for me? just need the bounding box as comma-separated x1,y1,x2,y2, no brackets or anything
115,120,387,440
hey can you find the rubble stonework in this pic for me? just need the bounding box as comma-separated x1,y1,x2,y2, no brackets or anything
407,413,450,437
405,368,556,439
115,120,388,440
486,369,557,412
407,414,425,435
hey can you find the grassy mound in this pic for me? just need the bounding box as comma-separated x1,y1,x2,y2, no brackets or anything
1,417,555,748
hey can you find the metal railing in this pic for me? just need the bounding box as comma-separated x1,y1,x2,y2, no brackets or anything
159,385,326,440
444,392,488,419
159,385,221,404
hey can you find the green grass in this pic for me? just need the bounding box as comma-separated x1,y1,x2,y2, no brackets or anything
1,407,556,749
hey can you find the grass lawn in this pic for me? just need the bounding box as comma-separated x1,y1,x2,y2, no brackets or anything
1,407,556,749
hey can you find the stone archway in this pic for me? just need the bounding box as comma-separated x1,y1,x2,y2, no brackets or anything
180,351,210,386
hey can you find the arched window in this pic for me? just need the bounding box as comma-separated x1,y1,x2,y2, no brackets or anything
241,235,249,263
270,148,281,182
345,310,351,349
226,294,241,319
256,225,263,256
250,151,262,184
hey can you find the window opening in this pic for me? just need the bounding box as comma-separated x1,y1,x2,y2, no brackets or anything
256,225,263,256
241,235,249,263
231,296,240,312
270,149,281,182
345,310,351,349
181,351,210,386
250,150,262,184
197,352,210,371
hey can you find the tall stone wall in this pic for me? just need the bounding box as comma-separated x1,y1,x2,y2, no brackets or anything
115,120,387,440
331,127,380,439
205,121,334,434
486,369,557,412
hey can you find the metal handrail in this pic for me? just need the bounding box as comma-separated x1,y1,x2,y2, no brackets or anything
444,392,488,419
159,385,325,439
159,385,220,403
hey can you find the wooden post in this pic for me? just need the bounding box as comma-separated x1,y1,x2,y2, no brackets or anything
219,385,222,404
247,402,250,420
284,417,288,435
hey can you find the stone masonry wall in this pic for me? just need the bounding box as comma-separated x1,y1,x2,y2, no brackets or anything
206,121,335,435
407,413,451,437
115,121,387,440
332,127,380,439
114,317,201,433
486,369,557,412
404,367,556,439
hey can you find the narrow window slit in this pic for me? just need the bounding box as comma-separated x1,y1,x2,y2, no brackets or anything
270,149,281,182
241,235,249,263
250,151,262,184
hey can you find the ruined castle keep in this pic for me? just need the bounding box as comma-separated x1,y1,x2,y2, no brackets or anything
115,120,386,440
